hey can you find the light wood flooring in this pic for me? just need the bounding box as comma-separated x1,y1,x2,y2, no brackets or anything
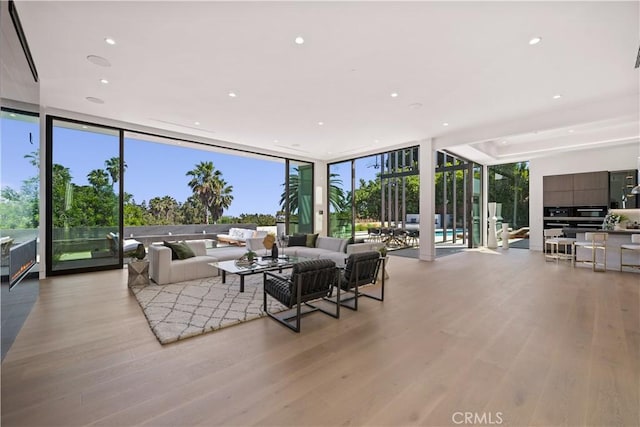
1,248,638,426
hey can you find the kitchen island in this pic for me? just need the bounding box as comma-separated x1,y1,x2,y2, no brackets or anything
563,228,640,272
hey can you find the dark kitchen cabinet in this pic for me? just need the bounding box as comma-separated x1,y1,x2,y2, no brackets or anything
543,174,574,192
543,171,609,207
573,171,608,191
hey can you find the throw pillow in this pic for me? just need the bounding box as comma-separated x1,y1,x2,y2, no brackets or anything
163,241,196,260
174,241,196,259
163,241,179,260
306,233,319,248
288,234,307,247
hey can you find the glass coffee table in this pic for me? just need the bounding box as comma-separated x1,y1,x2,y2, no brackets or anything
210,256,309,292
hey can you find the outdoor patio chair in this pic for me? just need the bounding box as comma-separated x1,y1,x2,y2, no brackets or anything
327,251,384,311
406,229,419,247
263,259,339,332
367,227,382,242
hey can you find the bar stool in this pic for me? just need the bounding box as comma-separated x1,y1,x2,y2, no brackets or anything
556,235,577,262
543,229,563,262
620,234,640,271
573,232,608,272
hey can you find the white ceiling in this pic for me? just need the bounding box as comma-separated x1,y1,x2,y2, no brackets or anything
11,1,640,163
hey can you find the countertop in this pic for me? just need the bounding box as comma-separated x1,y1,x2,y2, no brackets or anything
563,227,640,235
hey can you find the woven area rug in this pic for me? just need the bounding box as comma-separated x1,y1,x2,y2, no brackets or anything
131,274,287,344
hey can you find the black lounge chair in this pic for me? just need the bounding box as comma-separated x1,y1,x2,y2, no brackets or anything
329,251,384,311
263,259,339,332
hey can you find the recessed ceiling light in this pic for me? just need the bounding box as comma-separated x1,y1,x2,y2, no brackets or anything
374,139,380,143
104,37,116,45
501,140,508,145
442,122,449,126
85,96,104,104
273,139,279,143
529,37,542,45
194,121,200,125
553,94,562,99
568,129,575,133
87,55,111,67
228,92,237,98
390,92,399,98
82,125,88,129
100,78,109,84
295,36,305,45
318,121,324,126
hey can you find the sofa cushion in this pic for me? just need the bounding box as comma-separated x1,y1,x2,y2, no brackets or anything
292,247,325,259
288,234,307,247
316,236,348,253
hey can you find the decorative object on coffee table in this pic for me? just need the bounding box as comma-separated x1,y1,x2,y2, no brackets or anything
262,233,276,257
235,250,256,267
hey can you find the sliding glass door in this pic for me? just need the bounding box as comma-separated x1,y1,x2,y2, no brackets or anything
46,118,122,274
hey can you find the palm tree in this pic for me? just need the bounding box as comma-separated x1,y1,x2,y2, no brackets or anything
104,157,127,188
87,169,110,189
24,150,39,169
186,161,233,224
280,170,346,214
211,177,233,223
149,195,179,223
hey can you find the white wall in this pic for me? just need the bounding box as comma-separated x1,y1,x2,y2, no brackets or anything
529,143,640,251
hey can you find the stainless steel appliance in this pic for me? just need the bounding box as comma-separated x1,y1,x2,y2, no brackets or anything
543,206,607,232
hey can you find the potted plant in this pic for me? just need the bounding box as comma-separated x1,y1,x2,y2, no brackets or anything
603,212,628,230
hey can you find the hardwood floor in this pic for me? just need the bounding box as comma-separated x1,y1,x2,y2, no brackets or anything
1,248,638,426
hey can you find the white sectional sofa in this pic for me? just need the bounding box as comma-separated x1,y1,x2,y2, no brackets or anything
248,236,383,267
148,236,383,285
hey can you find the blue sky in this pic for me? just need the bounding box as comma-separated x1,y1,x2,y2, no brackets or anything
2,115,379,217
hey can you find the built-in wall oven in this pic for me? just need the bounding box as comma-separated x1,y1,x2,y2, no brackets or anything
572,206,607,229
543,206,607,231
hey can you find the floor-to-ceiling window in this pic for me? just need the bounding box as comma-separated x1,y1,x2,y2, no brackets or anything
435,151,480,249
46,118,122,274
1,110,40,276
471,162,483,247
46,118,314,276
328,161,351,239
123,132,288,229
354,155,384,239
328,147,419,245
488,162,530,248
